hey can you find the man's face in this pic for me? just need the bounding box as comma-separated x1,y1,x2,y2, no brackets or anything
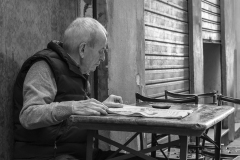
80,36,107,74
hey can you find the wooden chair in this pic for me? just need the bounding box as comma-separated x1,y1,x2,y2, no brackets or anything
135,93,198,159
164,90,218,160
165,90,218,105
201,94,240,160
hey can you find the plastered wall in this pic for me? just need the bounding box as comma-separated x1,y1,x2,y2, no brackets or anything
221,0,237,141
234,0,240,122
105,0,145,150
0,0,78,158
107,0,145,104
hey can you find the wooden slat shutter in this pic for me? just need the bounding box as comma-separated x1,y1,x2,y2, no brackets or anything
144,0,189,98
202,0,221,43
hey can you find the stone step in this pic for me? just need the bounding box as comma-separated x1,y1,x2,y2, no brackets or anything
228,138,240,147
145,123,240,148
227,123,240,147
233,156,240,160
234,122,240,139
146,128,230,147
207,128,229,140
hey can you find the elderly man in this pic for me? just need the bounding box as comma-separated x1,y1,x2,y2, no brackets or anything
13,17,126,160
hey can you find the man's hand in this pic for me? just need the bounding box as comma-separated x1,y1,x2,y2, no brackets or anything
103,94,124,108
71,98,108,116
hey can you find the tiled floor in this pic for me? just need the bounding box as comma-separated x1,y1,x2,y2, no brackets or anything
222,135,240,159
155,137,240,160
156,147,205,160
155,124,240,160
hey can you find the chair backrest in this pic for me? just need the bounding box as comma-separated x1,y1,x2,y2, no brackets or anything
217,94,240,106
135,93,198,104
165,90,218,105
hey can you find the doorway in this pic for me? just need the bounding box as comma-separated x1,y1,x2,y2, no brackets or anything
203,43,222,104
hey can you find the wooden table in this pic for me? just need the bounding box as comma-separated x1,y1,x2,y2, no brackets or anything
68,104,235,160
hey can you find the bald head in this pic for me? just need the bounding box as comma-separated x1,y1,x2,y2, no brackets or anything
63,17,107,53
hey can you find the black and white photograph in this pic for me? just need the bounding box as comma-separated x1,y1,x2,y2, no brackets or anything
0,0,240,160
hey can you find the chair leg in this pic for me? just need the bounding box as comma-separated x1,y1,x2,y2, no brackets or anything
214,122,222,160
160,148,169,160
168,135,171,153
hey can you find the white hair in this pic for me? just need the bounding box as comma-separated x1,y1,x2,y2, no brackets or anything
63,17,107,53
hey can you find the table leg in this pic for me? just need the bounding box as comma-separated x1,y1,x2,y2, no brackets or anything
196,137,199,160
87,130,95,160
214,121,222,160
151,133,157,157
179,136,188,160
94,130,99,148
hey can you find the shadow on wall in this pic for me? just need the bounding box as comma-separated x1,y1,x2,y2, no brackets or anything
0,51,20,160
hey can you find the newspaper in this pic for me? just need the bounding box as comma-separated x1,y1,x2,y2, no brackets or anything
107,105,193,119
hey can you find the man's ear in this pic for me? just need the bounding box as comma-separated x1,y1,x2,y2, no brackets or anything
79,43,86,58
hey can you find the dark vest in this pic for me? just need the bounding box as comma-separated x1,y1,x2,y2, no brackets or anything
13,41,90,159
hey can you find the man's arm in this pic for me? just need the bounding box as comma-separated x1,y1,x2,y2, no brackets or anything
20,60,73,129
20,60,108,130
